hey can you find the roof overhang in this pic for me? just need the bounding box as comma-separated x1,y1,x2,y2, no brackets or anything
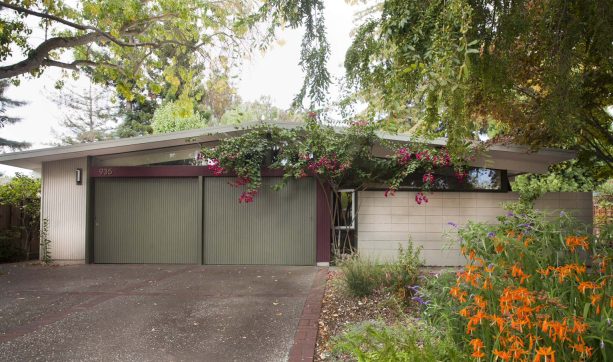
0,121,575,174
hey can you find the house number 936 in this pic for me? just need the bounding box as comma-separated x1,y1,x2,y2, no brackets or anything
98,168,113,176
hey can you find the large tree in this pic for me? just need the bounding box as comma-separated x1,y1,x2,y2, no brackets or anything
0,0,255,106
50,78,117,144
343,0,613,178
0,79,28,150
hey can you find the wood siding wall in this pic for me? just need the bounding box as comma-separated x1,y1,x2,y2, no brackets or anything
41,158,88,261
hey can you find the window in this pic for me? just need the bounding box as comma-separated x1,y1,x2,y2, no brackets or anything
333,189,355,230
399,167,507,192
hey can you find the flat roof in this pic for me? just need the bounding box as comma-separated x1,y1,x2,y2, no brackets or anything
0,121,575,174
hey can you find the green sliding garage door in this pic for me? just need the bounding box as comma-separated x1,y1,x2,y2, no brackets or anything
94,178,200,264
204,177,316,265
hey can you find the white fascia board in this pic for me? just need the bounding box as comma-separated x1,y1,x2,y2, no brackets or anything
0,121,303,170
0,120,575,173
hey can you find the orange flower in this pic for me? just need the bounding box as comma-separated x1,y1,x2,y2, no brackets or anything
495,243,504,254
468,311,486,332
591,294,602,306
527,334,541,350
511,264,531,284
471,350,485,359
534,346,556,362
450,286,467,302
482,277,492,290
493,349,511,361
541,319,570,343
570,342,593,357
470,338,485,358
571,317,588,334
565,236,589,252
460,307,472,318
489,314,505,332
577,281,601,294
537,267,552,276
474,295,487,310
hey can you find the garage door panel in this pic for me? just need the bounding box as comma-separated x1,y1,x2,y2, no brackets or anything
205,177,316,265
94,178,199,264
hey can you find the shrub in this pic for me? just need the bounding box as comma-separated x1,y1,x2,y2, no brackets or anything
442,208,612,361
0,229,25,263
383,241,424,301
339,255,383,298
332,320,467,361
0,174,41,261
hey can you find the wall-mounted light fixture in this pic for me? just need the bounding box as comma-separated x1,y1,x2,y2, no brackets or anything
75,168,83,185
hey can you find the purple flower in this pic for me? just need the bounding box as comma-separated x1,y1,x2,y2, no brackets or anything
507,211,514,217
447,221,458,228
406,285,420,293
560,211,566,217
487,232,496,238
412,296,428,305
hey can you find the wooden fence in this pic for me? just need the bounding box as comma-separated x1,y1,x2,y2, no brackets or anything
0,205,39,260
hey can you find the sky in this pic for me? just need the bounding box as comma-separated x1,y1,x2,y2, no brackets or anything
0,1,364,175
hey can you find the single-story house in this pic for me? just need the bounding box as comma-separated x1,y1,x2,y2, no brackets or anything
0,121,592,266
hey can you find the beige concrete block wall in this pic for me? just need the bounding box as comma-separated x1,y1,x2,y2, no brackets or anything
41,158,88,261
357,191,593,266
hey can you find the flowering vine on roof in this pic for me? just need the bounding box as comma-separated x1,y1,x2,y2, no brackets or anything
198,115,469,203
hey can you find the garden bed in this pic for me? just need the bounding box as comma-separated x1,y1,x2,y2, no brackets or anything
315,269,416,361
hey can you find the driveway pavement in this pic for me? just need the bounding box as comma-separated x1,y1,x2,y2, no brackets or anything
0,263,319,362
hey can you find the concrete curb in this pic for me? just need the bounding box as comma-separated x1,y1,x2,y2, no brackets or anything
288,268,328,361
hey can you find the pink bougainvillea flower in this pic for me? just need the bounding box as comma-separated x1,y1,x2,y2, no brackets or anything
239,190,258,203
207,158,225,176
415,192,428,205
229,176,251,187
396,147,412,165
454,170,468,183
384,189,396,197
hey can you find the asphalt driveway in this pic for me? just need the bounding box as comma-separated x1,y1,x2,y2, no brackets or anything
0,263,319,362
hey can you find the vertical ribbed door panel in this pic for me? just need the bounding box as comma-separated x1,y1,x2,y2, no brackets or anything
204,177,316,265
94,178,199,264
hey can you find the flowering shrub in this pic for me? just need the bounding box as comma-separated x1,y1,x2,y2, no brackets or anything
442,210,612,361
200,118,468,203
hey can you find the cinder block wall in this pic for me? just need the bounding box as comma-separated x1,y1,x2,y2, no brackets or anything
357,192,593,266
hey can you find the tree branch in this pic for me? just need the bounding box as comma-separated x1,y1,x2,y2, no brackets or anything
42,58,121,72
0,2,190,49
0,33,102,78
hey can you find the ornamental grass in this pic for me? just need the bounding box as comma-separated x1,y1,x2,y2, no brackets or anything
445,210,612,361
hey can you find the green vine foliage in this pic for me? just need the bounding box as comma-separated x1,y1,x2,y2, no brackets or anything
199,117,467,204
511,161,597,204
40,219,53,265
